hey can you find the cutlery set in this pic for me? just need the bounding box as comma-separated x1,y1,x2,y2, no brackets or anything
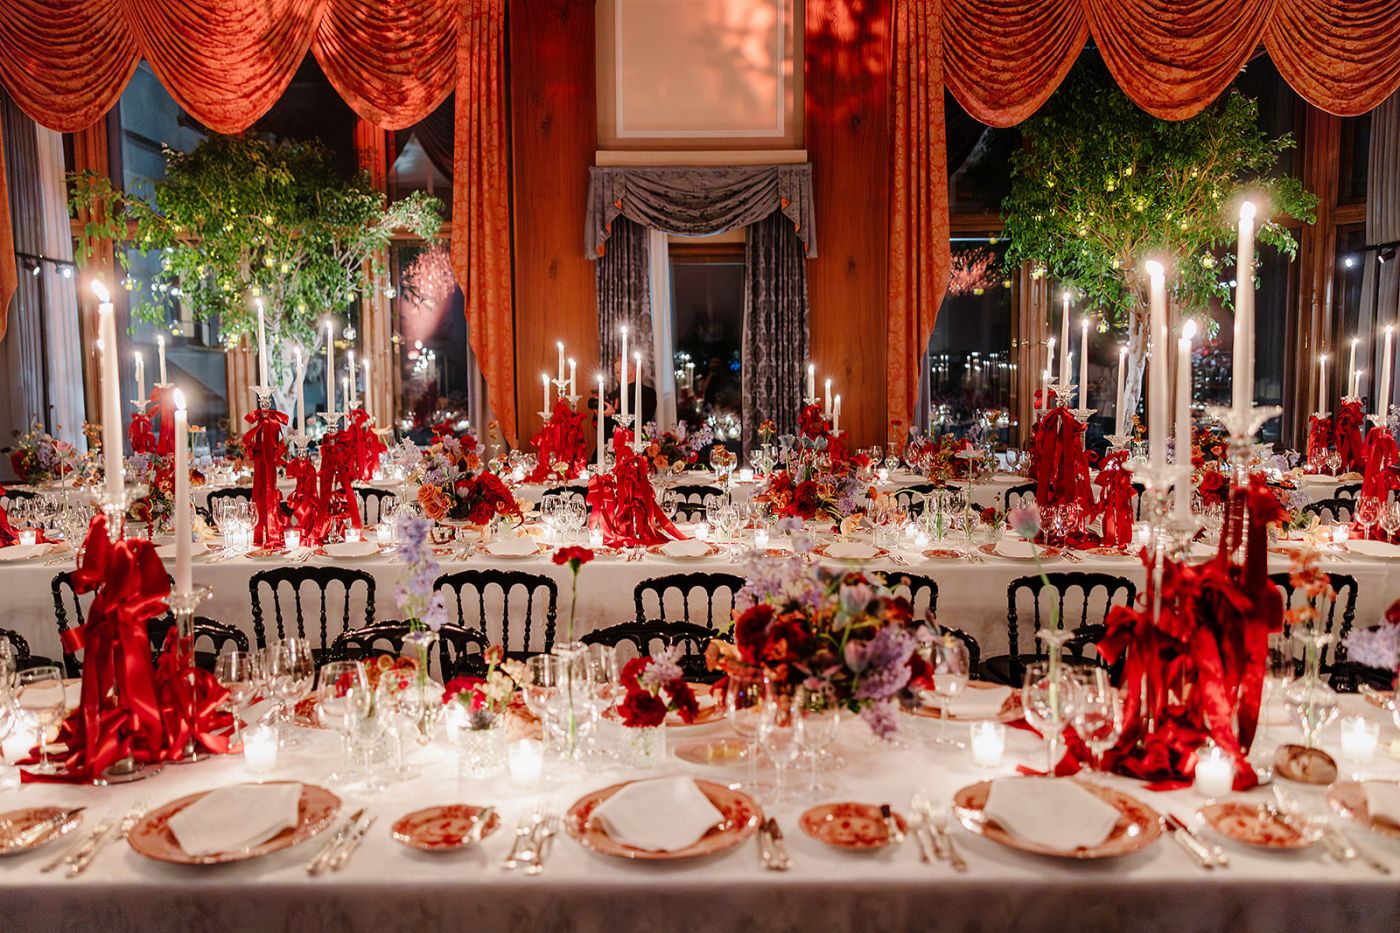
502,808,561,875
909,794,967,871
757,817,791,871
306,808,371,875
40,802,146,878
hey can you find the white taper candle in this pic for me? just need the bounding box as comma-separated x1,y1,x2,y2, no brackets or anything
173,388,192,596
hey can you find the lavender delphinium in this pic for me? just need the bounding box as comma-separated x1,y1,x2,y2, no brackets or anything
395,511,448,633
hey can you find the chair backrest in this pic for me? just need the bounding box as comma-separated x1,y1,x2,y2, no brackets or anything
331,619,491,680
883,571,940,620
207,487,253,509
355,487,399,525
1005,572,1138,668
51,570,176,677
0,488,37,512
892,483,940,518
0,627,32,668
1129,482,1147,520
632,572,745,630
433,569,558,659
1004,482,1037,512
582,620,721,682
1268,571,1359,670
248,566,377,651
933,625,981,674
1334,482,1363,500
147,616,251,670
668,484,727,522
1303,497,1355,523
541,485,587,508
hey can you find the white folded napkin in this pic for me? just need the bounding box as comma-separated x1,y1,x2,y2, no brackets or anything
1363,782,1400,825
1349,540,1400,560
938,684,1012,719
484,538,538,557
167,783,303,855
995,539,1038,560
661,539,712,558
982,778,1120,850
323,540,379,558
0,544,47,562
590,777,724,852
824,541,878,560
155,541,209,560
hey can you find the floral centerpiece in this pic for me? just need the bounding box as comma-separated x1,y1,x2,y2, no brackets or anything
754,467,863,523
126,452,206,531
441,645,527,778
642,422,702,474
414,427,520,525
708,553,935,738
617,647,699,727
6,419,79,485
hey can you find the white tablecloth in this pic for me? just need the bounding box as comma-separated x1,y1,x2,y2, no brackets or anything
0,695,1396,932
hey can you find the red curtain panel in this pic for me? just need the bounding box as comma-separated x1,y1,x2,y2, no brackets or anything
1266,0,1400,117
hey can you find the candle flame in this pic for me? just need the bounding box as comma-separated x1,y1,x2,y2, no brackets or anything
1181,319,1197,341
1144,259,1165,279
90,280,111,303
173,387,187,411
1119,344,1128,358
157,335,165,348
1319,353,1327,362
1239,201,1256,222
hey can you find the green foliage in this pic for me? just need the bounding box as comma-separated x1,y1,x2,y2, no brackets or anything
70,135,441,377
1001,60,1317,334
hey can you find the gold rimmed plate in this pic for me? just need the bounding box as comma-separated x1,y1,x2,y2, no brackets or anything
1327,780,1400,841
952,779,1160,859
127,782,340,865
907,682,1023,723
0,807,85,855
392,805,501,852
565,779,761,861
1199,801,1320,849
800,802,907,851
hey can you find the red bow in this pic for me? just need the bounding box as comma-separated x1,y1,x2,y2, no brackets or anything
586,438,685,547
0,485,15,546
27,515,170,782
1306,414,1334,471
244,407,289,548
128,412,157,455
286,456,326,545
528,397,588,482
346,409,387,482
151,385,176,457
1030,407,1094,516
1354,428,1400,542
1333,400,1367,473
319,431,362,535
153,629,233,760
1092,450,1136,549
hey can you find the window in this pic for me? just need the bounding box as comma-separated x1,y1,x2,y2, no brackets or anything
393,244,472,440
669,240,745,443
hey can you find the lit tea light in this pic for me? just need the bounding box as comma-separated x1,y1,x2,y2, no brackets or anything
444,702,468,744
18,529,36,547
1331,525,1350,546
344,527,362,544
588,528,604,548
1340,715,1379,766
375,521,394,546
283,529,302,550
508,739,544,786
243,724,278,774
753,527,770,548
914,530,930,550
877,468,890,483
738,468,755,483
1,726,36,764
1193,743,1234,798
969,721,1005,767
696,522,710,541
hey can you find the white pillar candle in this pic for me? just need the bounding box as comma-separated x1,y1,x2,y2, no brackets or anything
347,350,357,408
1079,316,1090,408
255,299,269,388
1046,337,1056,382
1115,344,1127,436
94,282,124,502
596,373,605,471
542,373,550,415
1194,743,1234,798
1379,325,1394,419
342,376,349,414
1348,337,1359,398
134,351,145,402
362,358,372,421
687,361,695,393
293,346,306,435
1356,370,1366,404
284,529,301,550
970,721,1006,767
18,529,36,547
806,363,815,401
156,334,168,385
1233,202,1256,416
1146,260,1168,469
556,341,565,386
1041,369,1050,410
325,321,336,415
173,388,192,597
568,358,576,402
1059,292,1071,386
1175,320,1196,521
1317,354,1328,414
833,394,841,434
824,378,832,416
634,351,643,428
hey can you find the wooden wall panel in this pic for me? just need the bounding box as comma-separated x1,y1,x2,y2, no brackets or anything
804,0,891,450
509,0,598,446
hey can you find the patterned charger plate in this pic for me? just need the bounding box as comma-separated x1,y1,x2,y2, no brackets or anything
392,805,501,852
800,802,907,851
127,782,340,865
812,543,890,563
921,548,964,561
979,543,1063,562
906,682,1023,722
672,737,750,767
1198,801,1319,849
953,779,1161,859
646,543,723,561
565,779,761,861
0,807,84,855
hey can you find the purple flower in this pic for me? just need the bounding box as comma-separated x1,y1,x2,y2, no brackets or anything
640,646,684,691
859,698,899,740
1007,504,1041,540
1344,622,1400,672
851,626,915,700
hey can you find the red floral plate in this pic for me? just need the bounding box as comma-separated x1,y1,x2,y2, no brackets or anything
673,737,750,767
1327,780,1400,841
0,807,85,855
392,805,501,852
952,779,1161,859
921,548,963,561
800,802,907,851
1083,547,1135,559
127,782,341,865
565,778,762,861
906,682,1023,722
1199,802,1320,849
979,543,1063,562
812,543,889,563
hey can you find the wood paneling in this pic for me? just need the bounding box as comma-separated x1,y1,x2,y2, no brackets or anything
509,0,598,445
804,0,891,449
1292,105,1341,446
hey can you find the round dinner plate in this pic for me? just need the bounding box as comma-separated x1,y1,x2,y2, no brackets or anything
0,807,85,855
155,541,210,560
478,543,551,560
1346,539,1400,561
565,778,762,861
906,682,1023,723
952,779,1161,859
1326,780,1400,841
127,782,340,865
811,543,890,563
646,543,723,561
672,737,750,767
1198,801,1319,849
0,543,63,562
319,541,383,560
392,805,501,852
800,802,907,851
979,542,1063,562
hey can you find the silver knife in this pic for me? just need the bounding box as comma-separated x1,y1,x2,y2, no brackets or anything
41,818,113,874
68,805,145,878
327,815,376,872
306,808,365,875
756,819,773,867
1327,826,1391,875
910,815,936,864
1167,814,1225,868
931,809,968,872
1162,815,1213,869
879,804,906,845
764,818,791,871
468,807,497,846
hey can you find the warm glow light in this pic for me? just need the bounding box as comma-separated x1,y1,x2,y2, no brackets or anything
1239,201,1257,222
1145,259,1165,279
173,387,187,411
91,280,110,303
1182,319,1197,341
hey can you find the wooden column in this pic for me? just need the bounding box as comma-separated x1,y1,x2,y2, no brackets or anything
509,0,599,446
227,345,254,434
1292,106,1341,446
805,0,892,450
1014,265,1050,446
355,118,395,430
70,120,114,424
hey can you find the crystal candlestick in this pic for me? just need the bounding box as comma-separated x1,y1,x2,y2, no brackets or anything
167,584,215,764
252,386,275,411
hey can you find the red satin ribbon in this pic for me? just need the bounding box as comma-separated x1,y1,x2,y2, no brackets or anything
1092,450,1136,549
318,431,362,534
1333,400,1367,473
26,514,171,783
151,386,176,457
1030,407,1094,511
797,403,851,463
153,629,232,759
244,407,289,548
286,455,326,545
1307,414,1334,471
1354,428,1400,542
527,397,587,482
0,484,15,546
347,409,387,482
586,438,685,548
127,412,157,454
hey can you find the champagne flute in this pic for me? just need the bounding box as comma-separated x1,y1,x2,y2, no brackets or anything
214,650,260,749
794,685,840,797
757,683,800,805
725,671,768,793
16,666,65,774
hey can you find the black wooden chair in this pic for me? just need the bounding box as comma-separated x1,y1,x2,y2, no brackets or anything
983,572,1138,685
582,620,723,682
1004,482,1037,512
632,572,745,630
1335,482,1363,500
331,619,492,680
891,483,941,518
1268,571,1359,678
1130,482,1148,520
882,571,940,620
541,485,587,508
147,616,251,672
207,487,253,511
355,487,399,525
248,566,377,658
0,627,33,670
432,569,558,662
1302,497,1355,523
51,571,176,678
0,487,37,512
668,484,727,522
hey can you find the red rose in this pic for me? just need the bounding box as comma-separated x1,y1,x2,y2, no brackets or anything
552,545,595,572
979,506,996,524
668,680,699,723
443,675,483,707
734,604,774,664
792,480,821,519
1196,470,1228,506
619,656,650,690
618,687,668,728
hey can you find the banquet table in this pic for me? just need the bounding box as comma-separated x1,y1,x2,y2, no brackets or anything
0,694,1397,932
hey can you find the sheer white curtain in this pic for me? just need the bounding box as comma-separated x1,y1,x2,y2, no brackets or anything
647,228,677,431
1361,92,1399,419
34,124,84,447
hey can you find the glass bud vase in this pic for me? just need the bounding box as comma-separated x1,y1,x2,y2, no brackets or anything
624,725,666,769
404,629,443,744
457,718,508,779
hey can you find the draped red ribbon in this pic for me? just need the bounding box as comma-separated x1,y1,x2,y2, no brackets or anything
318,430,362,534
1092,450,1136,549
527,397,587,482
1353,428,1399,542
1332,399,1367,474
127,411,157,455
347,408,386,482
1030,407,1094,512
26,514,170,783
285,455,326,545
797,403,852,464
244,407,289,547
150,386,176,457
586,438,685,548
152,629,233,759
1306,413,1333,470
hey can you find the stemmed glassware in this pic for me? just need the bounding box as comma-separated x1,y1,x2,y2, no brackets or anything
316,660,370,785
794,685,840,797
264,638,315,746
928,637,970,748
757,682,800,805
1021,660,1076,773
523,654,566,755
375,672,423,780
1071,668,1122,773
15,666,66,774
1284,629,1340,749
726,671,768,793
214,650,260,749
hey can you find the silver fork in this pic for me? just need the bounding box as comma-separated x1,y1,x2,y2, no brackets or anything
68,802,146,877
502,808,543,870
523,814,560,876
41,817,114,873
931,807,968,872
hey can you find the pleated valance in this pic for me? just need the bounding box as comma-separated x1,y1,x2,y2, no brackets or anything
586,164,817,260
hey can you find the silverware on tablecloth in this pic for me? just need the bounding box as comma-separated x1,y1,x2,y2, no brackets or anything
524,815,560,877
327,815,376,872
756,819,773,867
1161,815,1213,870
468,806,497,846
1,807,85,851
67,803,146,878
909,815,935,864
1165,813,1227,869
502,809,543,870
306,808,366,875
1324,825,1390,875
879,804,906,846
41,817,113,874
931,808,967,872
909,793,942,863
763,818,791,871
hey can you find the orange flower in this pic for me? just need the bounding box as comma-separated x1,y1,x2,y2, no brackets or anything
417,484,451,521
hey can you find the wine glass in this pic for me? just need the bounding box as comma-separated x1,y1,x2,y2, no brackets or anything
16,666,65,774
266,639,315,746
660,490,680,523
1072,668,1122,773
725,671,768,793
523,655,565,751
794,685,840,797
316,660,369,783
757,683,800,805
0,639,16,701
1380,502,1400,542
1355,498,1381,540
929,637,970,748
1022,661,1076,773
214,650,260,749
375,670,424,781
